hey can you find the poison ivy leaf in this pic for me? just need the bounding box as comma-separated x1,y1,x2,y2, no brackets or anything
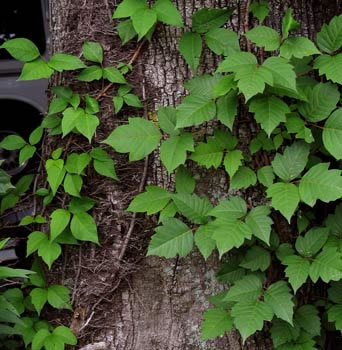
64,174,82,197
117,20,137,44
0,193,19,214
37,240,62,269
184,74,222,100
30,288,47,316
113,96,124,113
65,153,91,175
175,166,195,194
48,53,86,72
0,266,33,279
26,232,47,256
298,82,339,122
127,185,171,215
328,305,342,330
294,305,321,337
317,15,342,53
102,67,127,84
147,218,193,258
172,193,212,224
103,117,162,161
295,227,329,258
280,37,320,59
299,163,342,207
209,196,247,219
82,41,103,64
216,90,238,130
93,159,118,180
160,133,194,173
250,0,269,22
76,65,103,81
192,8,233,33
132,8,157,41
224,150,243,178
113,0,147,18
19,145,36,165
267,183,299,223
309,248,342,283
314,54,342,85
201,308,233,340
232,300,273,342
323,109,342,160
194,223,216,260
61,107,84,137
48,98,68,115
240,246,271,272
230,166,257,190
264,281,294,325
216,257,246,284
283,255,310,293
249,95,290,136
29,126,44,145
50,209,71,242
276,243,295,263
205,28,240,56
257,166,274,187
53,326,77,345
0,38,40,62
76,113,99,143
19,58,54,80
190,138,224,169
212,74,235,98
272,142,310,182
246,206,273,245
179,32,202,72
47,285,71,310
123,93,143,107
246,26,281,51
328,281,342,303
68,197,95,214
0,135,26,150
270,318,300,348
70,212,99,243
224,274,263,302
153,0,183,27
158,201,177,223
45,159,66,196
282,8,300,39
158,107,179,136
32,328,50,350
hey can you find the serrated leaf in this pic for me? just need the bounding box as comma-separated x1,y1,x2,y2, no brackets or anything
283,255,310,293
216,90,238,130
160,133,194,173
192,8,233,33
147,218,193,258
230,166,257,190
76,65,103,81
250,0,269,22
224,274,263,302
232,300,273,342
314,54,342,85
280,37,320,59
194,223,216,260
30,288,47,316
19,59,54,81
75,113,99,143
209,196,247,219
190,139,223,169
317,15,342,53
216,257,246,283
295,305,321,336
157,107,179,136
172,193,212,224
113,0,147,18
299,163,342,207
127,185,171,214
201,308,233,340
175,166,195,194
153,0,183,27
179,32,202,72
82,41,103,64
47,285,71,310
205,28,240,56
0,38,40,62
328,305,342,330
295,227,329,258
246,26,281,51
257,166,274,187
48,53,86,72
246,206,272,245
270,318,300,348
328,281,342,303
132,8,157,40
103,117,162,161
224,150,243,178
50,209,71,242
70,212,98,243
240,246,271,272
323,109,342,160
264,281,294,325
282,8,300,39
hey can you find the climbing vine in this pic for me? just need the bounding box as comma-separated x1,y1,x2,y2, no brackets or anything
1,0,342,348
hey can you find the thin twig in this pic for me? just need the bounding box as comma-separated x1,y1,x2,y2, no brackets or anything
78,342,108,350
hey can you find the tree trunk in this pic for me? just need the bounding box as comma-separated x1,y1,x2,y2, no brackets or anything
49,1,341,349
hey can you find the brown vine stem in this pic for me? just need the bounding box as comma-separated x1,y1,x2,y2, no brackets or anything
95,38,147,101
244,0,252,52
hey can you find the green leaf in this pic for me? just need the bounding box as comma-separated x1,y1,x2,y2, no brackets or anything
32,328,50,350
216,257,246,284
158,201,177,222
295,305,321,336
185,74,222,99
127,185,171,214
192,8,233,33
48,53,86,72
70,212,99,243
76,113,99,143
328,282,342,303
257,166,274,187
317,15,342,53
26,231,47,256
224,150,243,178
123,93,144,108
93,159,118,180
0,135,26,150
82,41,103,64
0,38,40,62
0,266,33,279
205,28,240,56
84,95,100,115
323,109,342,160
19,145,36,165
283,255,310,293
43,335,64,350
298,82,339,122
68,197,95,214
270,318,300,348
29,126,44,145
230,166,257,190
147,218,193,258
132,8,157,40
299,163,342,207
246,206,273,245
19,58,54,80
309,248,342,283
65,153,91,175
69,93,81,109
52,86,73,100
117,20,137,45
282,8,300,39
194,223,216,260
172,193,212,224
160,133,194,173
47,285,71,310
267,182,299,223
231,300,273,342
280,37,320,59
113,96,124,114
272,142,310,182
314,54,342,85
328,305,342,330
249,95,289,137
37,240,62,269
201,308,233,340
240,246,271,272
212,74,235,98
102,66,127,84
179,32,202,72
103,117,162,161
158,107,179,136
224,274,263,302
113,0,147,18
45,159,66,195
14,173,34,195
216,90,238,130
209,196,247,219
153,0,183,27
295,227,329,258
264,281,294,325
0,193,19,214
76,65,103,81
175,166,195,194
250,0,269,22
61,107,83,137
30,288,47,316
50,209,71,241
190,139,224,169
64,173,82,197
53,326,77,345
246,26,281,51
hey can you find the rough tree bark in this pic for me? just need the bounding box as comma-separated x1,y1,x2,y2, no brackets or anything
49,1,341,349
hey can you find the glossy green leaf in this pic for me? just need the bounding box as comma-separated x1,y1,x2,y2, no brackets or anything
102,66,127,84
317,15,342,53
19,145,36,165
82,41,103,64
216,90,238,131
0,135,26,150
113,0,147,18
70,212,99,243
45,159,66,195
76,113,99,143
323,108,342,160
53,326,77,345
48,53,86,72
37,240,62,269
19,59,54,80
64,173,83,197
294,305,321,336
282,8,300,39
65,153,91,175
209,196,247,219
257,166,274,187
117,19,137,44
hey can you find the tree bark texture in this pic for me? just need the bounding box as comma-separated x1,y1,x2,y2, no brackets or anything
49,0,341,349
